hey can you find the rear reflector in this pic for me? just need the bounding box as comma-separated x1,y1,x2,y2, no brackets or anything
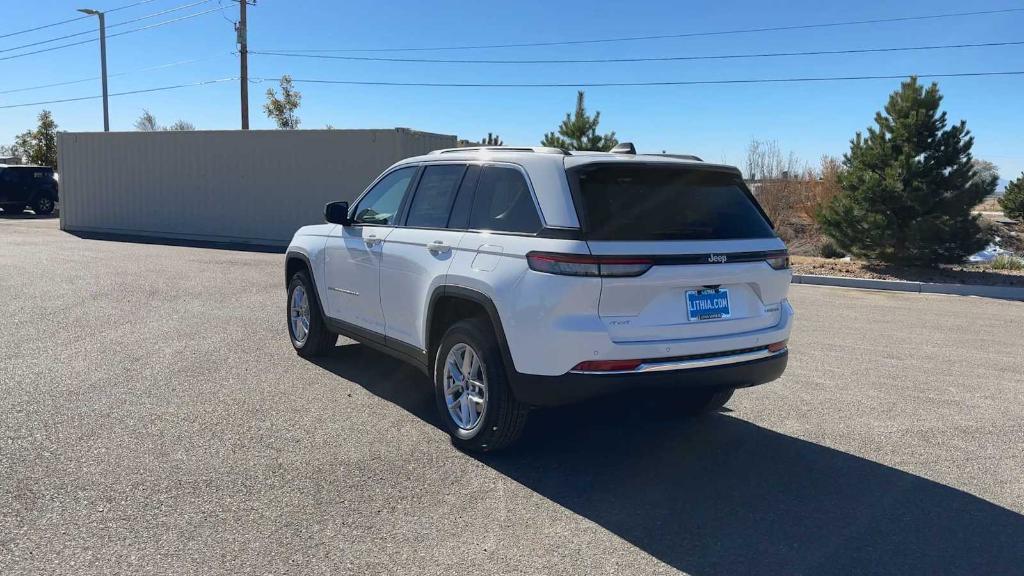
526,252,653,277
571,359,644,372
767,340,788,353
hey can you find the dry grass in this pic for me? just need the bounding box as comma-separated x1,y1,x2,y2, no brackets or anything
792,255,1024,286
751,156,842,256
975,196,1005,213
992,254,1024,271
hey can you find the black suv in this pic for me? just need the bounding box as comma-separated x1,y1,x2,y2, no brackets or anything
0,165,58,215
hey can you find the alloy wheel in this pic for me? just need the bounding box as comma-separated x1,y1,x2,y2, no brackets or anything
443,343,488,431
289,284,311,345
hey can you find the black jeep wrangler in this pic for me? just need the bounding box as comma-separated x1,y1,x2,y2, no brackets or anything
0,165,58,215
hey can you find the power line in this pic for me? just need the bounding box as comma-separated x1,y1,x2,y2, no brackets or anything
3,71,1019,110
0,55,230,95
0,1,216,55
264,7,1024,53
0,0,158,40
252,39,1024,65
0,78,237,109
260,70,1024,88
0,7,223,62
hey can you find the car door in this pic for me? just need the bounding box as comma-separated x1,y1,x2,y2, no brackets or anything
0,169,20,203
379,163,474,351
323,166,417,336
12,169,33,204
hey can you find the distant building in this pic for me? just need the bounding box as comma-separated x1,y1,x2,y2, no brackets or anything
0,156,21,165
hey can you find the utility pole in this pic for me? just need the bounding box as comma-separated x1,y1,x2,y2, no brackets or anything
237,0,249,130
78,8,109,131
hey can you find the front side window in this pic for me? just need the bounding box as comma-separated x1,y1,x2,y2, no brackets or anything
352,167,416,225
469,166,542,234
571,165,775,240
405,164,466,228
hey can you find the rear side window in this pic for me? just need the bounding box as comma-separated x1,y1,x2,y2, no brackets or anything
469,166,542,234
571,165,775,240
406,164,466,228
446,165,481,230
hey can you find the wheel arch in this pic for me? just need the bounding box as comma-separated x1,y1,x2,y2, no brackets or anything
425,286,518,387
28,187,58,203
285,251,328,315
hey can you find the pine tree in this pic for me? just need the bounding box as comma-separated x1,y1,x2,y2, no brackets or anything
817,77,994,266
1000,173,1024,221
541,91,618,151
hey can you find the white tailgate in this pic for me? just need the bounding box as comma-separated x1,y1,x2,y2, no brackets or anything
590,239,791,344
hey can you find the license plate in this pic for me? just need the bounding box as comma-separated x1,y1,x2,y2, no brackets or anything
686,288,731,321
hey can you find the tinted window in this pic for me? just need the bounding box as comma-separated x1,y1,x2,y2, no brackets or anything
469,166,542,234
447,165,481,230
353,167,416,225
406,164,466,228
12,169,36,182
0,170,14,183
571,165,775,240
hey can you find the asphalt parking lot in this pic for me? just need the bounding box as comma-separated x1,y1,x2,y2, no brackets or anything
2,217,1023,575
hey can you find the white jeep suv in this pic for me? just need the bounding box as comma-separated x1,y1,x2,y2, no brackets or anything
285,144,793,451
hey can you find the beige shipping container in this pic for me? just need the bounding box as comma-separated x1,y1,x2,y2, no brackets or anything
57,128,457,247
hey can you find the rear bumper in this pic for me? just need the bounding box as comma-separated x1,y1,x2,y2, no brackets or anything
509,348,788,407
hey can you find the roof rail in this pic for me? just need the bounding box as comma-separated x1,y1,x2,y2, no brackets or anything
429,146,568,155
651,153,704,162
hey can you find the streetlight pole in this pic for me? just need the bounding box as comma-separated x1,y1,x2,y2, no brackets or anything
78,8,109,132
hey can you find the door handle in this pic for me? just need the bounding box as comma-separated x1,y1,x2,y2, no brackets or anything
364,234,380,247
427,240,450,254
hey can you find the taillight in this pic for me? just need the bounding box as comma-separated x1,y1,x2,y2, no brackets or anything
768,340,788,353
526,252,653,277
766,252,790,270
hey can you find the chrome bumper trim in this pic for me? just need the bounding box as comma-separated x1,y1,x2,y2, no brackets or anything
569,347,786,375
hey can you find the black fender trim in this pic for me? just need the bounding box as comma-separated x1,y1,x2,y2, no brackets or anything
425,285,525,399
284,251,328,313
27,188,58,204
285,251,313,287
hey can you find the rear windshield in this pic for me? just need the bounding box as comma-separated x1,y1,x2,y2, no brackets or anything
570,164,775,241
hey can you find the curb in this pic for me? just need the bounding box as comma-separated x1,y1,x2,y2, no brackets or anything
792,274,1024,301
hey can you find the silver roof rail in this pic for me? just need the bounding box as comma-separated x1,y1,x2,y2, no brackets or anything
429,146,569,155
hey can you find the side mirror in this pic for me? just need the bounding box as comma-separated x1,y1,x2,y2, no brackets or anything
324,201,350,225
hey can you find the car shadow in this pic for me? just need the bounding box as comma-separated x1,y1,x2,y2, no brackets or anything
65,229,284,253
311,342,1024,575
0,208,59,219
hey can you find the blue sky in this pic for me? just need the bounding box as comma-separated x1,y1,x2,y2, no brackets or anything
2,0,1022,179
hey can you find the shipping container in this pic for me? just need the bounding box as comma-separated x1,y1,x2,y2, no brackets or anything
57,128,458,247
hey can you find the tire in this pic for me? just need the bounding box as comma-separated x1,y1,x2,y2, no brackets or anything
286,271,336,358
2,204,24,215
32,196,55,215
433,317,528,452
677,388,735,416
